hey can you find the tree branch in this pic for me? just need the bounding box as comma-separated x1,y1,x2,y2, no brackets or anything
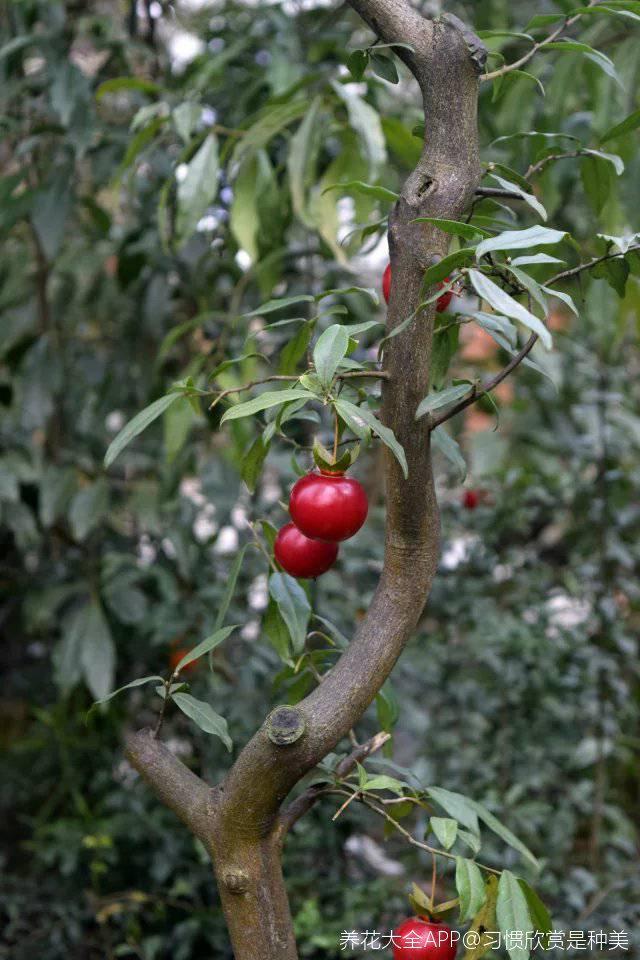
430,333,538,429
546,244,640,286
124,729,215,848
481,0,602,82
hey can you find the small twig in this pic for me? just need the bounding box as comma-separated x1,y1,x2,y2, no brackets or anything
546,244,640,286
524,150,584,180
153,676,175,738
430,334,538,430
208,376,298,409
481,0,602,83
474,187,524,200
277,731,391,836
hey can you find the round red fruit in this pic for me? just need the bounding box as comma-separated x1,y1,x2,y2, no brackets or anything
289,470,368,543
274,523,338,579
383,263,453,312
393,918,457,960
462,489,480,510
383,263,392,304
169,648,197,675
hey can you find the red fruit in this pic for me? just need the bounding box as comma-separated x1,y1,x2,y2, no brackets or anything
383,263,392,304
393,918,457,960
383,262,452,312
289,470,368,543
169,648,196,674
436,283,453,313
274,523,338,579
462,489,480,510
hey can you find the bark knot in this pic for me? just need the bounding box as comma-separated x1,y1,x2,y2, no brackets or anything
266,706,306,746
222,869,251,894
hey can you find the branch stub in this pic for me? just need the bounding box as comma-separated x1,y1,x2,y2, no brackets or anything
266,706,306,746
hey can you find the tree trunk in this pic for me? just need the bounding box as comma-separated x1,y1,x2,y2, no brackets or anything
125,4,486,958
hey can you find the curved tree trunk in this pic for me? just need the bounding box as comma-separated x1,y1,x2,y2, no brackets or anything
125,4,486,958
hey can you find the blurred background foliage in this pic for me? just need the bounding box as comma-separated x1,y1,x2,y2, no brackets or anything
0,0,639,958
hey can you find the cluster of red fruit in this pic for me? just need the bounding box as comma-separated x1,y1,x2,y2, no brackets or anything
274,470,369,579
383,263,453,313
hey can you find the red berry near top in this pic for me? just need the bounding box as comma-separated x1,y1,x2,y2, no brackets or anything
289,470,368,543
393,918,457,960
383,262,453,311
274,522,338,579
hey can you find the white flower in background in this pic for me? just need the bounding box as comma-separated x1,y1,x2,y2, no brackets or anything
241,620,260,641
137,534,157,568
492,563,513,583
235,249,252,271
175,163,189,183
215,525,239,554
231,503,249,528
441,535,479,571
105,410,125,433
193,510,218,542
249,574,268,611
180,476,207,507
162,537,177,559
546,593,591,629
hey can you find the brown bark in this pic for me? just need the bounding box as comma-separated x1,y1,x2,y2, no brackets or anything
125,4,486,958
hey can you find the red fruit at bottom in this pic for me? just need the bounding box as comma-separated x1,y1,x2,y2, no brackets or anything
274,523,338,579
383,262,452,311
393,918,457,960
463,489,480,510
289,470,368,542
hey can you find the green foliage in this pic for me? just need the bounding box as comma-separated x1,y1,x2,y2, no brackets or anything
1,0,639,957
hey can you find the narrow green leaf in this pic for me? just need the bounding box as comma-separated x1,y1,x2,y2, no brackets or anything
468,269,552,349
89,675,164,712
496,871,533,960
334,399,408,478
600,108,640,143
411,217,491,240
221,388,313,423
543,40,623,87
488,173,547,221
269,572,311,652
518,880,552,946
455,857,486,921
81,602,116,702
370,53,399,84
176,134,220,241
243,295,315,317
322,180,399,203
313,325,349,387
96,76,160,99
424,248,476,285
363,774,405,795
104,393,181,468
476,225,566,260
583,148,625,175
172,693,232,750
428,786,479,835
432,428,467,480
472,800,539,871
214,545,250,632
332,82,386,177
174,625,236,674
416,384,471,420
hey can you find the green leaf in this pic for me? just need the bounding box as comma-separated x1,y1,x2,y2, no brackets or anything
214,545,249,632
242,435,270,493
288,96,324,227
428,786,479,835
362,775,405,795
541,286,579,316
172,101,201,143
230,156,259,260
488,174,547,221
467,269,552,349
317,285,380,304
322,180,398,203
231,100,308,169
431,817,458,850
171,693,232,750
104,393,181,468
68,480,109,541
581,154,615,214
80,601,116,702
346,49,369,81
244,295,315,317
89,675,164,711
313,325,349,387
176,134,220,241
476,225,566,260
431,427,467,480
496,871,533,960
263,599,294,663
472,800,539,871
431,324,460,390
96,76,160,99
332,82,386,177
411,217,491,240
174,625,236,674
505,266,548,314
455,857,486,921
279,322,313,376
518,880,552,947
583,148,625,175
600,108,640,143
424,248,477,285
221,388,314,423
269,572,311,652
370,53,399,84
543,40,623,87
510,253,564,267
334,399,408,478
415,384,471,420
376,682,399,732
